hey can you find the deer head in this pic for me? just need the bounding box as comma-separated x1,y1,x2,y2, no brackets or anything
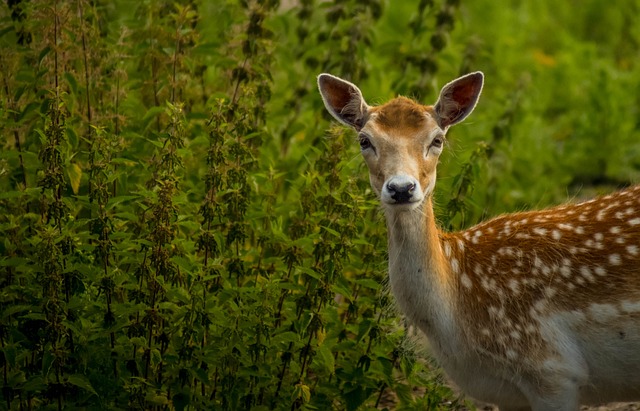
318,72,484,211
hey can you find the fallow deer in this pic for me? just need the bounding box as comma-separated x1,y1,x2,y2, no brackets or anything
318,71,640,411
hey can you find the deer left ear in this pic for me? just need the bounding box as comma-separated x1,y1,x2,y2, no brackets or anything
434,71,484,130
317,73,369,130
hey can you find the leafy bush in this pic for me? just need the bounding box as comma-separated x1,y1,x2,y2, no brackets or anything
0,0,639,410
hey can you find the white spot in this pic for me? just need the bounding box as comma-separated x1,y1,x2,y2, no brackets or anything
481,328,491,336
558,223,574,231
533,227,548,236
628,218,640,226
626,207,635,215
627,245,639,256
609,254,622,266
506,349,518,360
508,279,520,294
443,242,452,257
610,226,621,234
575,226,585,235
594,266,607,276
451,258,460,274
457,239,465,252
488,305,503,319
552,230,562,240
460,273,473,289
481,277,494,292
560,265,572,278
534,299,548,312
544,287,557,298
498,247,514,257
588,303,618,323
533,256,544,269
474,264,483,275
500,226,512,236
594,233,604,241
580,266,595,283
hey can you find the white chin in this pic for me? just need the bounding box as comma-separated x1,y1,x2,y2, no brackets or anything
381,199,423,212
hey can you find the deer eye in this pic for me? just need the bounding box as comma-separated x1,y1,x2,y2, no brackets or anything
359,135,373,151
430,136,444,149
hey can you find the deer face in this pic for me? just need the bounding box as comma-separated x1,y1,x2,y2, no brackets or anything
358,99,444,210
318,72,484,211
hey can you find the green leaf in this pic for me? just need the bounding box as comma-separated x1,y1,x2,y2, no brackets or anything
173,392,190,411
64,72,78,95
66,374,98,396
343,385,370,411
315,343,335,374
298,266,322,280
356,319,372,342
355,278,381,290
321,226,341,237
42,349,54,378
67,162,82,195
142,106,166,127
37,46,51,65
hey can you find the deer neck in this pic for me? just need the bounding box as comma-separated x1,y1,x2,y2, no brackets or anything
384,197,455,335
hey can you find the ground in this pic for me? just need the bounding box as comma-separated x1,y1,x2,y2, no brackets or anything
475,402,640,410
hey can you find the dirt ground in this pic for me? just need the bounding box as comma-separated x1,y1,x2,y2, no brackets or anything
475,403,640,411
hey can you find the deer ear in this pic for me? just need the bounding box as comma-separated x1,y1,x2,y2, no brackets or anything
317,73,369,130
434,71,484,130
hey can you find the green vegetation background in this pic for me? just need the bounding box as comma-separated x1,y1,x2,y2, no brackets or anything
1,0,639,409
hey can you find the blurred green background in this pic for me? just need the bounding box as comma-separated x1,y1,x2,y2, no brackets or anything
1,0,639,409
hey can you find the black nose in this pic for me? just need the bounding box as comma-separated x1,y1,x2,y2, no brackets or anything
387,181,415,203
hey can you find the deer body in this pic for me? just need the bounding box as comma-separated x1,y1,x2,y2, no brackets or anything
318,72,640,410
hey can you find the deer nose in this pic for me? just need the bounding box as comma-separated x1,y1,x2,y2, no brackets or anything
387,180,416,204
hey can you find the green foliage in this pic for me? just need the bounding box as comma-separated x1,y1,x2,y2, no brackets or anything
0,0,639,410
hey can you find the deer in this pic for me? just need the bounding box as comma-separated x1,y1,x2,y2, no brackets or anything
317,71,640,411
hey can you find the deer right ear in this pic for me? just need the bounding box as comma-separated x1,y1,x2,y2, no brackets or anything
317,73,369,130
434,71,484,130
